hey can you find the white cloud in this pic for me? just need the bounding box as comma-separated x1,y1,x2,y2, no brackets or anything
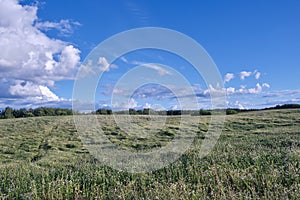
203,84,226,97
226,87,235,94
112,98,139,110
120,56,128,63
144,63,171,76
227,90,300,109
170,105,179,110
240,85,246,89
127,98,138,109
35,19,81,36
39,85,60,101
97,57,118,72
0,0,81,84
131,84,172,100
234,83,268,95
247,83,262,94
143,103,151,109
239,71,252,80
0,0,81,104
9,81,41,97
132,61,172,76
0,97,72,110
231,101,245,109
255,71,261,79
235,83,261,94
262,83,270,88
224,73,235,83
9,81,60,101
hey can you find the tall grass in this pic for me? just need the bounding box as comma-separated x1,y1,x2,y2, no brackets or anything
0,109,299,199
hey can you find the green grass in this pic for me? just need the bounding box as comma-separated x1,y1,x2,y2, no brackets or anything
0,109,299,199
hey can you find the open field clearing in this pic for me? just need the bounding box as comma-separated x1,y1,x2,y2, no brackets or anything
0,109,299,199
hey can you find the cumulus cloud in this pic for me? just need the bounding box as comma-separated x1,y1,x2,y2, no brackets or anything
239,71,252,80
39,86,60,101
112,98,138,110
8,81,60,101
202,84,227,97
224,73,235,83
0,0,81,106
226,87,235,94
9,81,41,97
248,83,262,94
0,0,81,84
235,83,270,94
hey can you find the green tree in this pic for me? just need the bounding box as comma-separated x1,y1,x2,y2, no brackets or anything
3,107,14,119
129,108,137,115
34,107,45,116
44,107,55,116
96,108,108,115
199,109,211,115
226,109,238,115
143,108,150,115
13,108,28,118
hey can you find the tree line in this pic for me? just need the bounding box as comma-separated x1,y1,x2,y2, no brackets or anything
97,108,238,116
0,107,75,119
97,103,300,116
263,104,300,110
1,104,299,119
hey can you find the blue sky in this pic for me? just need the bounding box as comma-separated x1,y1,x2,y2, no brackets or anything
0,0,300,110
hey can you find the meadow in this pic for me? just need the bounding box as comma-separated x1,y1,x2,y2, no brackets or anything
0,109,299,199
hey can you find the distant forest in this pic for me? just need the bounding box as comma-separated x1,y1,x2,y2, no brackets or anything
0,104,300,119
0,107,75,119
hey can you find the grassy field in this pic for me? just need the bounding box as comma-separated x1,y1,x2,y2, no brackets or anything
0,109,299,199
